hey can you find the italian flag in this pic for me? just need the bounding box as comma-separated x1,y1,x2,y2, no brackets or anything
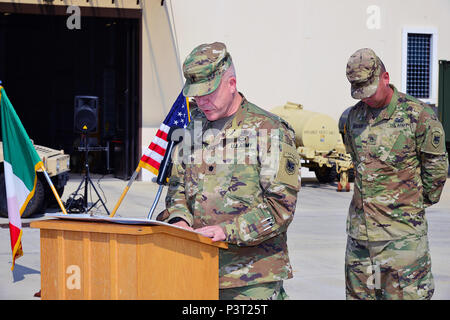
0,86,43,270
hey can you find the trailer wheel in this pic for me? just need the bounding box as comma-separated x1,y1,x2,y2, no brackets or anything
0,172,45,218
338,168,355,183
314,164,337,183
348,168,355,182
22,178,45,218
0,172,7,217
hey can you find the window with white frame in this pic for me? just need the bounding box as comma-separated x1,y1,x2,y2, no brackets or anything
402,28,438,104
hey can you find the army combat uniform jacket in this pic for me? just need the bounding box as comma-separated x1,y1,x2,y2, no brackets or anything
164,95,300,289
344,85,448,241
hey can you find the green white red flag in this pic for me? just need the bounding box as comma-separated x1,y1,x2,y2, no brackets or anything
0,86,43,270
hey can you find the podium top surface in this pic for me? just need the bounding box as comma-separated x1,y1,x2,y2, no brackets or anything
31,218,228,249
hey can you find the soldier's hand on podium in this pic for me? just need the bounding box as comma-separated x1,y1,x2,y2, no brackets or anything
172,220,194,231
195,225,226,242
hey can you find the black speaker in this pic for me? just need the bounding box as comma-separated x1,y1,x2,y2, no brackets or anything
74,96,99,133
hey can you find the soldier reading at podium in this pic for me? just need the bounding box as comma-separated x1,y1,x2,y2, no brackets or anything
158,42,300,300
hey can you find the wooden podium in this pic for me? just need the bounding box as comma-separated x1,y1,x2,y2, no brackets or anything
30,219,227,300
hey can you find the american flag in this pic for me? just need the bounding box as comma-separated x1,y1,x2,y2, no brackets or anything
139,91,190,176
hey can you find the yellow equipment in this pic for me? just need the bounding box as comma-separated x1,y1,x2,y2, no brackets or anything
271,102,353,191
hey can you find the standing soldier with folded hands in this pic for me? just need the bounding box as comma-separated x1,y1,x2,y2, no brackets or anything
343,48,448,300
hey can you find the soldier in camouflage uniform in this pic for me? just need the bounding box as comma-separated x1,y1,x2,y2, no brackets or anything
343,48,448,300
157,42,300,300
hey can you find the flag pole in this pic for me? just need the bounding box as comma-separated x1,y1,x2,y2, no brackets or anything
109,92,189,219
38,163,68,215
147,126,182,220
111,98,188,218
109,166,142,217
186,97,190,123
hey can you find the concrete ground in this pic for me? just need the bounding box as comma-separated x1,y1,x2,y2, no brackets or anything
1,173,449,300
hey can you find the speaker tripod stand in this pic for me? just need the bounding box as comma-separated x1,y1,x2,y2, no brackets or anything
66,134,110,215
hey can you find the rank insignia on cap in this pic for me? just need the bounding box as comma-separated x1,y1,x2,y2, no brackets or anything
368,134,377,145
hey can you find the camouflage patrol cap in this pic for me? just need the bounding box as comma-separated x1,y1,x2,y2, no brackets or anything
346,48,382,99
182,42,232,97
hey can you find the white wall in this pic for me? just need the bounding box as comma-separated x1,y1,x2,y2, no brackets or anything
169,0,450,121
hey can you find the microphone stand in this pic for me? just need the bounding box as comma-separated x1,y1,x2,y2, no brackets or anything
147,126,183,220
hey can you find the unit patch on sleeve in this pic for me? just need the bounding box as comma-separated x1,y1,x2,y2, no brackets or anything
276,142,300,188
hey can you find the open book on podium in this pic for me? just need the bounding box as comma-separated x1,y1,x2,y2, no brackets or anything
30,214,228,300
